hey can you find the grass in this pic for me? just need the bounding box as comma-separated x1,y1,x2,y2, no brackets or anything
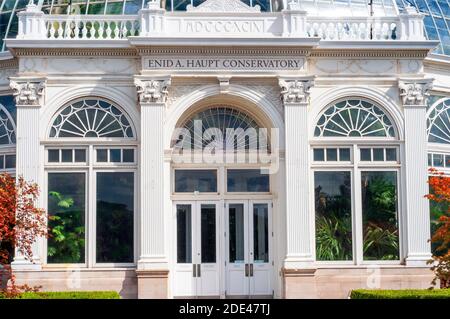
0,291,120,299
350,289,450,299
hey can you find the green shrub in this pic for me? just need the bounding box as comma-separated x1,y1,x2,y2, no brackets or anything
1,291,120,299
350,289,450,299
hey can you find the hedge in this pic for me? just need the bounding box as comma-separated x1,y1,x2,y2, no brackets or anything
350,289,450,299
0,291,120,299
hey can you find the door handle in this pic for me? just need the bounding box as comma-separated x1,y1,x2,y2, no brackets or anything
250,264,254,277
245,263,249,277
197,264,201,277
193,264,197,277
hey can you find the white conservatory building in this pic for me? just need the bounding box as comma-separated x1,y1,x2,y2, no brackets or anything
0,0,450,299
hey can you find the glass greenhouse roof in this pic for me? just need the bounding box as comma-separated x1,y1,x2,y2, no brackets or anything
0,0,449,55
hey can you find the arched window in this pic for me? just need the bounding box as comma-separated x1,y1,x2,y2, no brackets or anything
45,97,136,267
312,97,400,264
173,106,268,151
49,98,134,138
314,99,395,138
0,104,16,145
427,98,450,144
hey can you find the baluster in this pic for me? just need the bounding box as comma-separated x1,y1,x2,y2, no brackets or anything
336,23,343,40
391,23,397,40
98,21,104,39
374,22,381,40
57,21,64,39
122,21,128,38
382,23,389,40
312,23,319,37
81,21,88,39
327,23,335,40
350,23,358,40
49,21,56,39
359,23,366,39
89,21,95,39
319,23,327,39
105,21,111,39
114,21,120,39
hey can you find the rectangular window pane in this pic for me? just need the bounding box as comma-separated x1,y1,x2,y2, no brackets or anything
361,171,399,261
373,148,384,161
201,204,216,263
122,149,134,163
446,155,450,167
174,169,217,193
428,153,433,166
48,150,60,163
5,155,15,169
47,173,86,263
386,148,397,161
177,204,192,263
314,171,352,261
74,149,86,163
339,148,350,161
227,169,270,192
0,155,4,169
61,149,73,163
360,148,371,161
229,204,245,263
97,149,108,162
434,154,444,167
110,149,121,163
313,148,325,161
96,172,134,263
326,148,338,161
253,204,269,263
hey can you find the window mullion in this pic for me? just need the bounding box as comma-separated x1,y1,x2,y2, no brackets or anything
353,144,364,265
88,144,95,268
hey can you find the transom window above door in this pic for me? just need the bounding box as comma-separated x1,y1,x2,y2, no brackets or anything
172,106,269,152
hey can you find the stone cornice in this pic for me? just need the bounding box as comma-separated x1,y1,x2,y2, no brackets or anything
135,46,312,56
9,47,138,57
0,57,19,69
310,49,430,59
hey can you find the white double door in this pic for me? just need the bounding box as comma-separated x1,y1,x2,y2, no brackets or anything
172,200,272,298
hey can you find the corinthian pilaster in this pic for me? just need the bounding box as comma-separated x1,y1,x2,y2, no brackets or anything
399,78,433,266
10,77,46,270
279,76,315,269
134,76,171,270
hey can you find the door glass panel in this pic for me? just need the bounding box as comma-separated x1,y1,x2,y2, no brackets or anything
177,205,192,263
253,204,269,263
201,204,216,263
229,204,245,263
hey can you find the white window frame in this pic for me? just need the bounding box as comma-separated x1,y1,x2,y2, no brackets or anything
311,139,403,266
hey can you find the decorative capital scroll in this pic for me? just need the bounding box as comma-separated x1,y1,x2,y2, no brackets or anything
10,78,45,106
398,78,433,106
279,77,314,104
134,77,171,104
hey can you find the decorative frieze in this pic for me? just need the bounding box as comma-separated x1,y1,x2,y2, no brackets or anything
10,79,45,106
135,78,171,104
279,78,314,104
398,78,433,106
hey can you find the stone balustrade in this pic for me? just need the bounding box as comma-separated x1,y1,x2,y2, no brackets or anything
306,17,399,40
45,15,140,40
15,1,426,42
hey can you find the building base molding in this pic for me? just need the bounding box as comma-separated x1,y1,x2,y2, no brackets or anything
282,267,435,299
12,269,138,298
136,270,169,299
405,253,433,267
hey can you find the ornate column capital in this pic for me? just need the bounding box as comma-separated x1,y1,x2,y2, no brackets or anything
278,77,315,104
398,78,433,107
10,78,46,106
134,76,171,104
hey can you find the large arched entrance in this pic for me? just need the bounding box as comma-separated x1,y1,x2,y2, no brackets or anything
169,101,277,298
